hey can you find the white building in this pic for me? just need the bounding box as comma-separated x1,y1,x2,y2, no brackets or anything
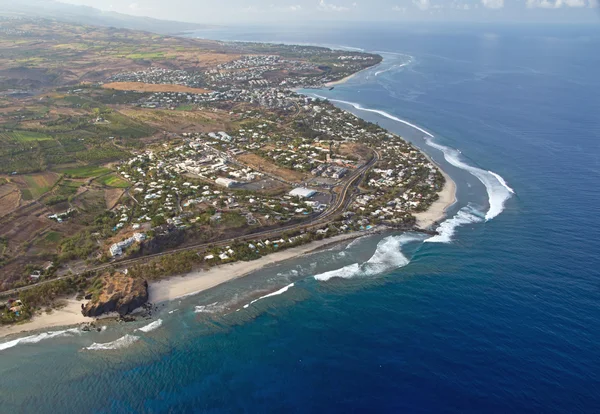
215,177,238,188
289,187,316,198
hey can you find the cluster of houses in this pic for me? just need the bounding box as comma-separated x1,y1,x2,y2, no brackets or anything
203,232,313,262
106,67,206,89
205,55,322,89
109,232,146,257
348,144,443,224
48,208,75,223
107,138,328,255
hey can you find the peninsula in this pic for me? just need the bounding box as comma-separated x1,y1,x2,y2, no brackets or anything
0,17,454,335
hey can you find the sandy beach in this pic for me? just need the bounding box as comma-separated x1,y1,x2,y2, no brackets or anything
325,64,379,87
149,231,378,303
413,169,457,230
0,298,93,339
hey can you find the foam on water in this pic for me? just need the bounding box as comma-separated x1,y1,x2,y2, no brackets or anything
136,319,163,333
424,138,514,221
306,95,514,224
315,234,420,281
85,334,140,351
314,263,362,281
194,302,222,314
374,55,413,77
426,205,484,243
0,328,81,352
243,283,295,308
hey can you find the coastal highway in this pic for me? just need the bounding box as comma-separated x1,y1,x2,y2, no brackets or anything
0,151,379,298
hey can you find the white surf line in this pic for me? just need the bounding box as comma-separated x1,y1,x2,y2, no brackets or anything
315,234,422,281
242,283,295,309
424,138,514,221
306,94,514,232
310,95,434,138
136,319,163,333
0,328,81,352
85,334,140,351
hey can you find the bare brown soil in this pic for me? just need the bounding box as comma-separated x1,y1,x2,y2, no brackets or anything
102,82,212,94
238,153,307,183
105,188,125,210
120,108,233,133
0,186,21,217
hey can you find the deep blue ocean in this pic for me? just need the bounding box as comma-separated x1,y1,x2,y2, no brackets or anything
1,23,599,413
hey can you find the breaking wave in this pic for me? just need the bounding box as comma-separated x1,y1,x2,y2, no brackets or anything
136,319,163,333
315,234,420,281
312,96,434,138
374,55,413,77
0,328,81,352
314,263,361,281
194,302,222,314
424,138,514,221
243,283,295,308
307,96,515,224
425,205,484,243
85,334,139,351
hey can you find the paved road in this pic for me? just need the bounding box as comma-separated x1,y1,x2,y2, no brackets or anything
0,151,379,298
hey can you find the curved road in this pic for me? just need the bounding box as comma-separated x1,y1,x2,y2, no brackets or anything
0,151,379,298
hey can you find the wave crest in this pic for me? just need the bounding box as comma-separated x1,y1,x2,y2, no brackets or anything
85,334,139,351
0,328,81,352
426,205,484,243
425,138,514,221
136,319,163,333
315,234,420,281
243,283,295,308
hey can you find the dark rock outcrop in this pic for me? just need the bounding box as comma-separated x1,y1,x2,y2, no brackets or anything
83,274,148,317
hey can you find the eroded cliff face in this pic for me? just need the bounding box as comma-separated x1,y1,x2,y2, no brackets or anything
83,274,148,317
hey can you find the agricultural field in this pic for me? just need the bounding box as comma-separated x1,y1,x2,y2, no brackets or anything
0,131,54,142
60,166,111,179
43,179,83,206
14,172,61,200
96,174,129,188
0,183,20,217
120,107,232,133
102,82,211,94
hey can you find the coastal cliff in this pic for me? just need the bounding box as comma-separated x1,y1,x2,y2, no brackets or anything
82,274,148,317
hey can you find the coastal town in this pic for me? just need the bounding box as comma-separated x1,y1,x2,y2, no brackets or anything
0,17,451,333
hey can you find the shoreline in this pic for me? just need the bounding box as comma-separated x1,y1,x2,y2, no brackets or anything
318,58,457,229
413,168,457,230
324,63,380,87
0,230,383,342
148,229,384,303
0,56,456,342
0,298,93,340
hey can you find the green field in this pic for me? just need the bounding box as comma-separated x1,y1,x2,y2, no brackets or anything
20,173,60,200
21,189,33,200
1,131,54,142
97,174,129,188
44,231,62,243
61,166,111,178
126,52,167,60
